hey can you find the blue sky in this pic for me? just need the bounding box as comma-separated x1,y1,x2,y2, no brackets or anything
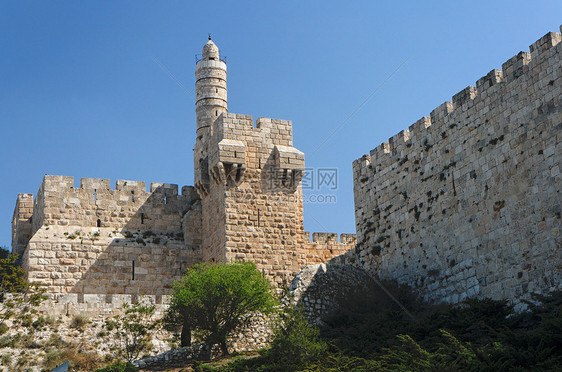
1,1,561,248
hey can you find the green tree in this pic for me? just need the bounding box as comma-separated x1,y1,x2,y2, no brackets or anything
167,261,278,355
0,247,45,325
110,302,157,363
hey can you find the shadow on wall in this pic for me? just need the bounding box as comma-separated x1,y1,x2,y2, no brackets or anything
289,263,424,327
68,184,201,297
289,263,378,326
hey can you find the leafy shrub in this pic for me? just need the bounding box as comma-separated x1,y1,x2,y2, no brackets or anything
0,322,8,335
94,361,139,372
70,314,89,331
210,286,562,371
264,305,326,368
166,261,277,354
0,353,12,366
110,302,156,362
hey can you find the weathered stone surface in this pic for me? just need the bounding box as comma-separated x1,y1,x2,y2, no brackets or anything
289,263,375,325
11,38,354,321
349,27,562,307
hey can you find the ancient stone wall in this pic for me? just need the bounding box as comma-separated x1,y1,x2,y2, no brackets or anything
289,263,375,326
302,233,357,265
351,29,562,307
11,193,33,257
21,176,201,294
31,175,197,232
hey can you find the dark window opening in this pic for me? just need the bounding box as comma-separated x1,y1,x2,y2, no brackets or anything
235,165,242,182
215,110,218,116
132,261,135,280
131,191,135,203
97,219,101,228
257,209,260,227
259,158,261,169
234,150,237,158
141,213,144,224
215,88,218,93
209,57,215,60
281,169,288,186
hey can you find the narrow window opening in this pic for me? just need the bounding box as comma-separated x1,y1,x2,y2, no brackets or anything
215,110,218,116
209,57,215,60
97,219,101,228
141,213,144,224
164,196,167,205
258,158,261,169
215,88,218,93
132,261,135,280
257,209,260,227
235,166,242,182
94,189,97,201
130,191,135,203
281,169,288,186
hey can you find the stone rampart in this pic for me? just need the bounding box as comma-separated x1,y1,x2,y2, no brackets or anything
11,193,33,257
352,28,562,307
37,293,171,318
302,232,356,265
20,175,202,294
32,175,198,233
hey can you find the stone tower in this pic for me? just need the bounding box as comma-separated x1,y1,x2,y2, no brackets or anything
193,38,309,284
194,36,228,195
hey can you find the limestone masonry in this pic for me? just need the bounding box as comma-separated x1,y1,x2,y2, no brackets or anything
11,27,562,313
11,37,355,301
348,27,562,307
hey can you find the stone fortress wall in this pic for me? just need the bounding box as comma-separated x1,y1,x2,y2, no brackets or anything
14,175,203,295
11,39,356,298
350,28,562,307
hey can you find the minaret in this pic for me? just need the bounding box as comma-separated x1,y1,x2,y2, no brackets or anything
194,36,227,196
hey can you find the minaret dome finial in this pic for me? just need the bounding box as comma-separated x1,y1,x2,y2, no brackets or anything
208,33,212,40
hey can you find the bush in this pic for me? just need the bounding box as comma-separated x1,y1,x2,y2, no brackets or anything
70,315,89,331
166,261,277,355
0,323,8,335
211,286,562,371
264,305,327,368
110,302,157,363
94,361,139,372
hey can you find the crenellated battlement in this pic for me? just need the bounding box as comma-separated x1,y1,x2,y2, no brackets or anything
35,293,172,318
359,28,561,167
30,175,199,235
214,113,294,147
352,26,562,306
303,231,357,245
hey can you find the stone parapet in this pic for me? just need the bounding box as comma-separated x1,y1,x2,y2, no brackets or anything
29,175,198,234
